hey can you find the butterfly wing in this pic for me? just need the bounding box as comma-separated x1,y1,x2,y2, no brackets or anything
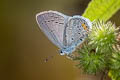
65,16,92,47
36,11,69,48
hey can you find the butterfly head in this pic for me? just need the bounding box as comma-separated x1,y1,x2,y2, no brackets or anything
59,50,65,55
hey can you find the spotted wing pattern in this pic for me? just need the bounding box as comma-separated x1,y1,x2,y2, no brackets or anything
36,11,69,48
65,16,91,47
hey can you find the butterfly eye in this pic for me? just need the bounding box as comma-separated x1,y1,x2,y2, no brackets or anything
59,50,65,55
59,50,63,53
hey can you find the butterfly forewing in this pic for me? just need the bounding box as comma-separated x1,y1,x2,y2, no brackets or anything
36,11,69,48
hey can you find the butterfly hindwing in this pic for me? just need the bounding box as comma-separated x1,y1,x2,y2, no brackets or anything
65,16,91,47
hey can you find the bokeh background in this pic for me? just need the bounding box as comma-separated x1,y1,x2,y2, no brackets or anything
0,0,120,80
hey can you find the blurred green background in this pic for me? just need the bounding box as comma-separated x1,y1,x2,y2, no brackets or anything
0,0,120,80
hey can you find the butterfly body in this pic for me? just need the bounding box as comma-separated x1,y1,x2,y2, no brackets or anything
36,11,92,55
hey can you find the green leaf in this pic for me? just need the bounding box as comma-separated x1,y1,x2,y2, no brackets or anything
82,0,120,21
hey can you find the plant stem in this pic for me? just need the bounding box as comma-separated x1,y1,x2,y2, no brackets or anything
101,69,109,80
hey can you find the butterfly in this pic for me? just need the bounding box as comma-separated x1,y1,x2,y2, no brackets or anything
36,10,92,55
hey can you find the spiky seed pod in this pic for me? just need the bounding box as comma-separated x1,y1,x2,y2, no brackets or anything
75,20,118,75
75,44,106,74
89,20,117,54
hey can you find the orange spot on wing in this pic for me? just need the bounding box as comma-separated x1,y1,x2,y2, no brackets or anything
82,24,87,30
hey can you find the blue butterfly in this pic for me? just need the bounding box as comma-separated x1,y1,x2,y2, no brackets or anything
36,10,92,55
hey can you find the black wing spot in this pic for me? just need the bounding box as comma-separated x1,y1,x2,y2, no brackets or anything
59,23,64,24
55,17,58,18
51,30,55,32
63,48,66,49
71,38,74,40
48,21,50,22
65,35,67,37
78,33,80,34
80,38,82,41
55,22,58,23
51,20,54,21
